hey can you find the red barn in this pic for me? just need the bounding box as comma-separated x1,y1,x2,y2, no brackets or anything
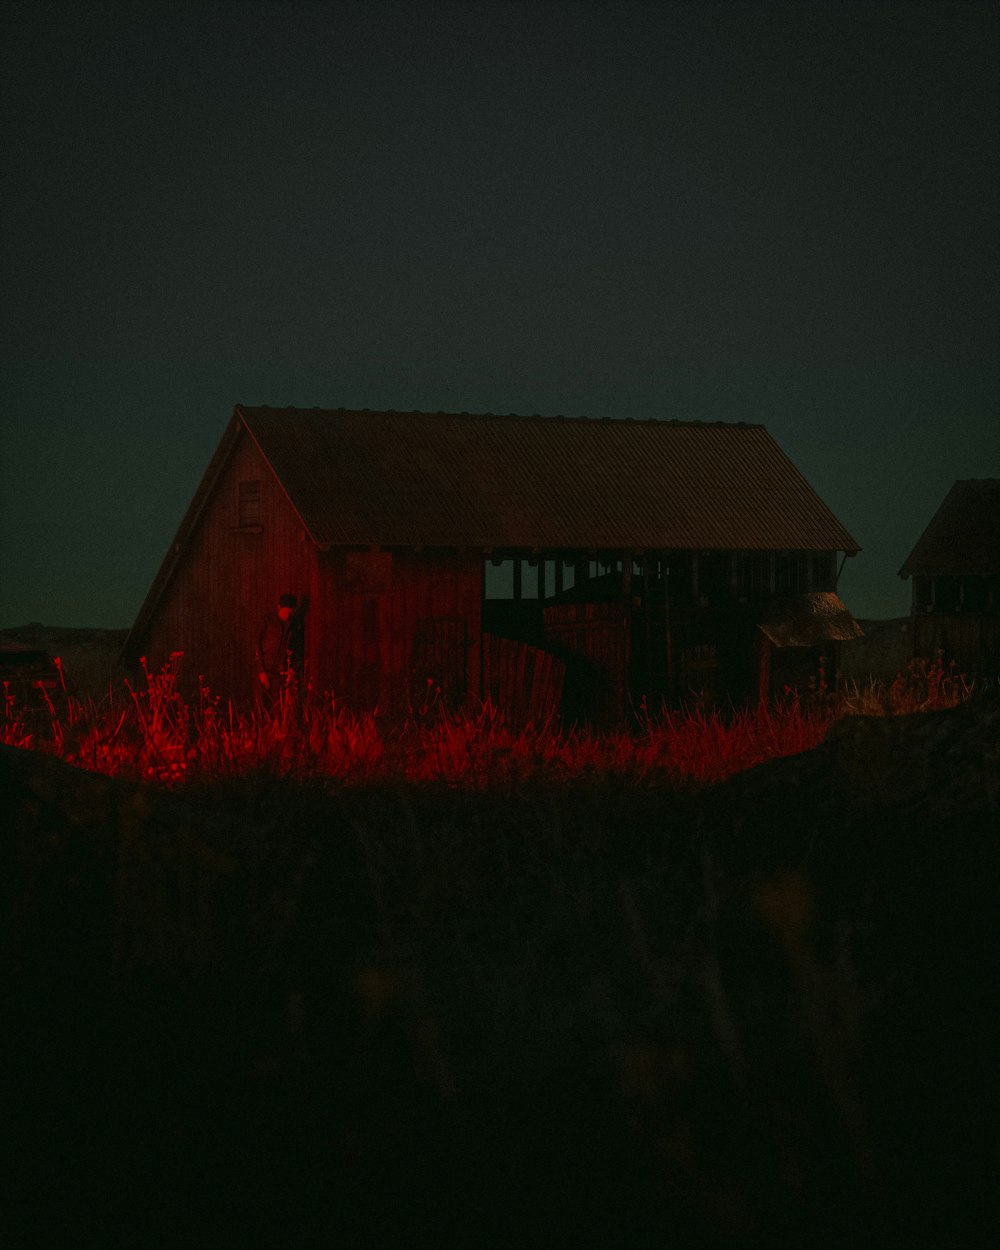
123,406,861,723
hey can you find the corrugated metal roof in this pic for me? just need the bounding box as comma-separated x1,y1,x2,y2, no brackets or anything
899,480,1000,578
236,406,860,552
757,592,864,648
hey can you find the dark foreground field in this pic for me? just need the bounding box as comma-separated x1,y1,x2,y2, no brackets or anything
3,699,998,1248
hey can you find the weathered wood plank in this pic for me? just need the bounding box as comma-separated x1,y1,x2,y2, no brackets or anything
480,633,565,727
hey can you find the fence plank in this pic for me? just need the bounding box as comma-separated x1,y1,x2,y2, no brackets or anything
481,633,565,726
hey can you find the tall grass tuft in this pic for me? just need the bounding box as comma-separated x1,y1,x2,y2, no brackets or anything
837,651,973,716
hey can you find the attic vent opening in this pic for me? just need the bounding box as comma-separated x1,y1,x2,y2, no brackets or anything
239,480,262,527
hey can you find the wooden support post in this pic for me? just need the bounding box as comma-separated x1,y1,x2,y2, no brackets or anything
692,553,700,605
642,553,652,691
619,554,629,700
621,552,633,717
664,553,674,703
757,635,771,706
554,558,564,595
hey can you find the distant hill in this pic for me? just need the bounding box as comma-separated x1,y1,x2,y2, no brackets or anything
0,623,129,648
0,623,130,699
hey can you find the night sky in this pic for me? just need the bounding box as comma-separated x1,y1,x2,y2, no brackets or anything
2,0,997,629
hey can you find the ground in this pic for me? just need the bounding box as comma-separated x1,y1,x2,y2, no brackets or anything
3,696,998,1247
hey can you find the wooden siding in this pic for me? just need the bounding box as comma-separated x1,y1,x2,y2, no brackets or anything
311,548,482,711
412,617,468,707
912,613,1000,682
138,431,314,699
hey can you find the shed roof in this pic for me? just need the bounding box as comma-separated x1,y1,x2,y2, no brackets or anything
237,406,860,552
898,480,1000,578
757,592,864,648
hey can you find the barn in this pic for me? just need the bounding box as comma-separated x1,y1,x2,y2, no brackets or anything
898,479,1000,683
122,406,862,723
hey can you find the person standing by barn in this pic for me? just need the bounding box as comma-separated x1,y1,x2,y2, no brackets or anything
255,592,304,707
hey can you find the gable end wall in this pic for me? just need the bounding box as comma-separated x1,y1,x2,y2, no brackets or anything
139,430,316,699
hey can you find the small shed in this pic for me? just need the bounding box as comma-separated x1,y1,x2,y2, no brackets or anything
123,406,861,723
899,479,1000,682
755,591,864,699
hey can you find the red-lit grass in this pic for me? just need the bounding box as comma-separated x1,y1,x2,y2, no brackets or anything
2,651,975,790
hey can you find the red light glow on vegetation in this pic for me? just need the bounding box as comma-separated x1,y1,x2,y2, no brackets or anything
2,652,973,790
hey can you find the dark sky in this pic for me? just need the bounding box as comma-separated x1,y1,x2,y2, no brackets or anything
2,0,997,628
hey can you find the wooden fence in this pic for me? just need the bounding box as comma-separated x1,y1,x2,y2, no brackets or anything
481,633,566,727
542,601,629,725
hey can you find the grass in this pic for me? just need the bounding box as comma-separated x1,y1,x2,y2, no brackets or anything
1,651,975,790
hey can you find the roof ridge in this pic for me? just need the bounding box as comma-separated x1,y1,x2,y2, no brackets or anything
235,404,766,429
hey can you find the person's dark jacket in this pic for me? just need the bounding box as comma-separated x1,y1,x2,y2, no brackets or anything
255,610,303,678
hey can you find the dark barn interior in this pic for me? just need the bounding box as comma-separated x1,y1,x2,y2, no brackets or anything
480,549,858,722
